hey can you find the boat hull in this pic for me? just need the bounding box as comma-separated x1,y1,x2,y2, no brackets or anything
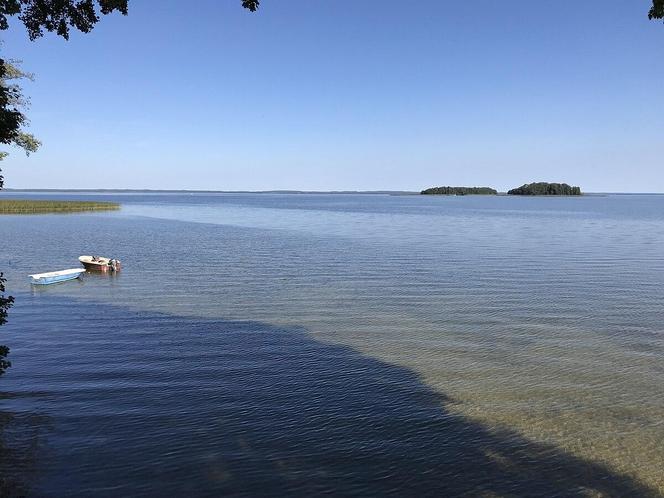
81,261,115,272
79,255,121,272
30,269,85,285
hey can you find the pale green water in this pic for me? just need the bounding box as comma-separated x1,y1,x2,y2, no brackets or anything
1,192,663,496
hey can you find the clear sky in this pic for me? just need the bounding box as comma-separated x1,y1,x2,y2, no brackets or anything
1,0,662,192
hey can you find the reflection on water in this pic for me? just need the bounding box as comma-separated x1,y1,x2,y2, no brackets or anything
1,193,663,495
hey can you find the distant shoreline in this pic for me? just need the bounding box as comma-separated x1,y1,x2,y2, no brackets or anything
1,189,662,195
2,189,419,195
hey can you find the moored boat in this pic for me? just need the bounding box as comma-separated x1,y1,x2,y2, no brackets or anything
79,255,121,272
29,268,85,285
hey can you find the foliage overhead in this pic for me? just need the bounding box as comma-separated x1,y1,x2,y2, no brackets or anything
5,0,660,30
0,0,260,40
0,0,660,42
507,182,582,196
0,0,128,40
242,0,260,12
421,186,497,196
0,58,40,176
0,60,22,181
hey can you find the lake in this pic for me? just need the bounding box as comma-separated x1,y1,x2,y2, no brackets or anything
1,192,663,496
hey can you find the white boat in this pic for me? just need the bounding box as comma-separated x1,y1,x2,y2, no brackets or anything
29,268,85,285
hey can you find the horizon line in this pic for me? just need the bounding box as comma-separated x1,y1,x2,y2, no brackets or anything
2,188,664,195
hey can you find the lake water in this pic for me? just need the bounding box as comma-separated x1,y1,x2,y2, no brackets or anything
1,192,663,496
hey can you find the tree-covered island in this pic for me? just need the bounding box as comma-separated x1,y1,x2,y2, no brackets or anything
421,186,497,195
507,182,582,196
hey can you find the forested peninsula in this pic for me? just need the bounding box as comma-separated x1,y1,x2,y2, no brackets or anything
421,187,497,195
507,183,582,196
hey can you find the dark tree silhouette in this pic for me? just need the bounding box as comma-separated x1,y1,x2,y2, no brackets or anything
507,182,582,196
0,63,21,155
242,0,260,12
3,0,659,31
0,58,39,165
0,0,127,40
0,0,260,40
0,273,13,376
421,186,497,196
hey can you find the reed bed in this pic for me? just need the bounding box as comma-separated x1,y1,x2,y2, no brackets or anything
0,199,120,214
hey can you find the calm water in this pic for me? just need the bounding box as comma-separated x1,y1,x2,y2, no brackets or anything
1,192,663,496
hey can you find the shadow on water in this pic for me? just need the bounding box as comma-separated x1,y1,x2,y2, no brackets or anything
0,405,49,497
0,296,660,497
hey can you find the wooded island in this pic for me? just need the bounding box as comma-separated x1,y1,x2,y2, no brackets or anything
421,187,497,195
421,182,582,196
507,183,582,196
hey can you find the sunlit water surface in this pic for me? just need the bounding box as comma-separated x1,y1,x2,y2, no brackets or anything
1,192,663,496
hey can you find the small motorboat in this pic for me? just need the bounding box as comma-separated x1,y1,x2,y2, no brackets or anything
29,268,85,285
79,255,121,272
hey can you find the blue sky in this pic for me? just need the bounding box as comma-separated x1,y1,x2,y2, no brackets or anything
1,0,662,191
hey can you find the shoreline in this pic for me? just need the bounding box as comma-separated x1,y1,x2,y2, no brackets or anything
2,189,662,196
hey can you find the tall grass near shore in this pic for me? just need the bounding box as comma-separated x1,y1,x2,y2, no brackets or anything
0,200,120,214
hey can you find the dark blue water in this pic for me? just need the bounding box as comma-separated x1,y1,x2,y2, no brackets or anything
1,193,663,496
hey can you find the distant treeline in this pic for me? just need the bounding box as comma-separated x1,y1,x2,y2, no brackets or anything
507,183,582,196
0,200,120,214
421,186,497,196
421,182,582,196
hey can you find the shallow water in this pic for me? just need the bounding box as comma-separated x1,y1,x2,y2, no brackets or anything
1,192,663,496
